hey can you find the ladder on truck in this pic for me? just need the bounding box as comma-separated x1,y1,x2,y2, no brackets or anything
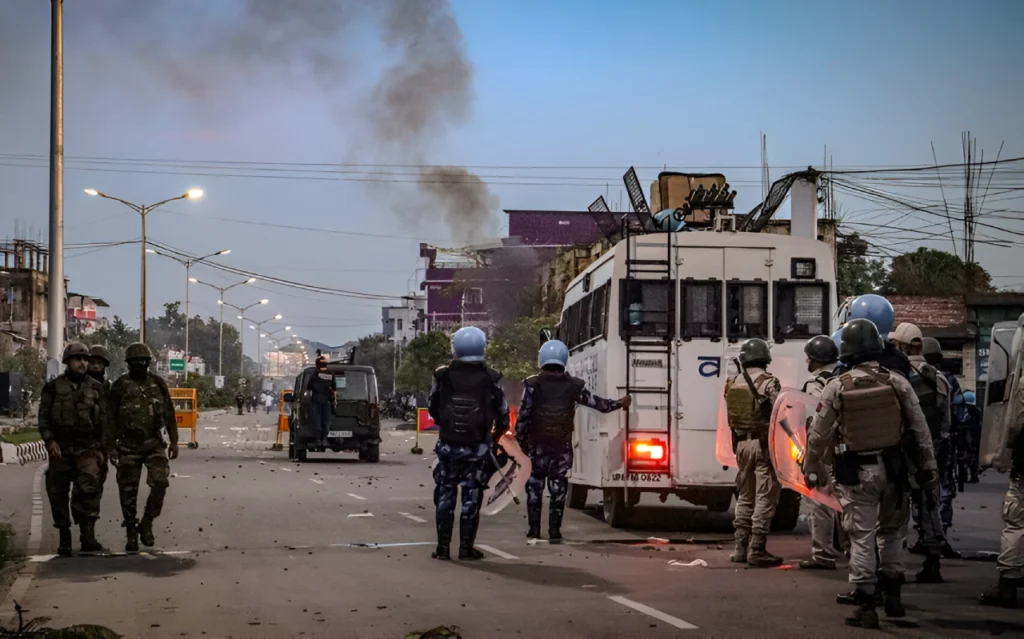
621,217,674,507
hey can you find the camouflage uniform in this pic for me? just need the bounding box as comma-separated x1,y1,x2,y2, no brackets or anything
515,372,624,540
108,372,177,534
802,363,844,569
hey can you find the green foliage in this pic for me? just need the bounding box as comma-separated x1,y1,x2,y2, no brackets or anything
836,232,892,297
79,315,138,379
351,334,396,393
395,332,452,394
0,347,47,400
888,247,994,295
486,314,558,382
0,430,41,445
177,373,247,409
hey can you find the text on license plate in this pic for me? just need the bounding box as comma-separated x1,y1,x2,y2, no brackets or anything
328,430,353,438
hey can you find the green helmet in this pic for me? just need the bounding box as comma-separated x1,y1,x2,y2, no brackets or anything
922,337,943,366
89,344,111,365
839,319,884,361
124,342,153,361
738,338,772,367
61,341,90,364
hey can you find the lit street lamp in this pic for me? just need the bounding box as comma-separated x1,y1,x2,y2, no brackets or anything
192,276,256,375
221,299,269,376
146,247,229,377
84,187,203,342
246,314,283,376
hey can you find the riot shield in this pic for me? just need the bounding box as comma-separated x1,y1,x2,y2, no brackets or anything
980,322,1023,471
715,392,737,467
768,388,842,512
481,435,531,516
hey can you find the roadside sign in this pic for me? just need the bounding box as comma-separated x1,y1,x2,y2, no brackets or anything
169,359,185,372
214,375,225,389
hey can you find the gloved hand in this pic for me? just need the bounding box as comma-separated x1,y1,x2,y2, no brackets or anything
107,450,119,468
46,440,62,460
619,395,632,410
168,442,179,460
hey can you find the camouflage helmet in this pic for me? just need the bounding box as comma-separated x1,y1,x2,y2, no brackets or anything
89,344,111,365
921,337,943,366
839,318,884,361
738,338,772,367
124,342,153,361
61,341,90,364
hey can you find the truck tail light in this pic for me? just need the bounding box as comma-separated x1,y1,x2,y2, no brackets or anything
627,437,669,472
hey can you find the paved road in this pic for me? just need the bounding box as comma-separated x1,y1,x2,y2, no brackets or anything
1,410,1022,637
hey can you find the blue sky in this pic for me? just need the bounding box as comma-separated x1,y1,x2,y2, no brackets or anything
1,0,1022,355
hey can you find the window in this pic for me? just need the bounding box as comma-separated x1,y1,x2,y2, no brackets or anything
336,371,371,402
680,280,722,339
726,281,767,340
396,318,403,332
590,283,610,341
463,288,483,305
774,282,829,340
620,279,675,338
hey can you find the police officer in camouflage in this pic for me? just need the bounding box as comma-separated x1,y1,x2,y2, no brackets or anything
516,340,629,543
107,342,179,552
428,326,510,561
725,338,784,568
87,345,112,389
804,319,937,628
39,342,110,556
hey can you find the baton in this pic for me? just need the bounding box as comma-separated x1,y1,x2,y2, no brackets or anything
488,448,520,506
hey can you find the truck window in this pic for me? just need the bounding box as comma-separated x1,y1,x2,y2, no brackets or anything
726,281,767,340
620,279,675,338
336,372,371,402
590,282,610,341
680,280,722,339
774,282,829,340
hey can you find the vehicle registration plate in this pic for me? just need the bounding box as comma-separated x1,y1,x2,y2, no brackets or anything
328,430,353,438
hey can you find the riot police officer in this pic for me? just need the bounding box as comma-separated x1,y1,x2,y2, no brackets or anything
428,326,510,561
516,340,629,542
923,336,970,541
892,322,956,578
799,335,843,571
725,338,784,568
804,319,937,628
962,390,982,483
39,342,109,556
845,294,912,379
108,343,178,552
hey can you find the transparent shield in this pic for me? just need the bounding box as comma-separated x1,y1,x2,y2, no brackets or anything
769,389,842,512
980,324,1021,470
481,435,532,516
715,392,737,467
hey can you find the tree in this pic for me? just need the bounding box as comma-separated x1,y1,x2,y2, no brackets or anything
486,314,559,382
351,334,396,394
395,332,451,395
0,347,47,399
836,232,891,297
888,247,994,296
79,315,139,379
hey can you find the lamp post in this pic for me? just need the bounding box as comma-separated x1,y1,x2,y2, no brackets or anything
193,276,256,375
247,314,284,376
146,247,229,377
84,187,203,342
221,299,269,376
262,326,291,377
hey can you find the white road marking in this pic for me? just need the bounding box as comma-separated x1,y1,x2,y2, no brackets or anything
477,545,518,560
399,512,427,523
280,467,292,472
330,542,432,549
230,427,247,431
608,596,698,630
1,465,47,625
28,554,57,563
346,493,367,500
310,478,324,485
171,473,191,478
347,513,374,518
204,427,219,430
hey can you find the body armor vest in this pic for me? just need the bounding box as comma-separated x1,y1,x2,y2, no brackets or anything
116,375,168,448
527,372,585,446
909,364,942,438
802,370,834,397
838,365,903,452
437,364,494,445
50,376,103,446
725,373,772,435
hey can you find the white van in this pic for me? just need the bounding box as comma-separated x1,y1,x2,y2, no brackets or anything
557,221,837,528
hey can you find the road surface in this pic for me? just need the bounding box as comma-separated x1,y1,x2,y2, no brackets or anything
1,409,1022,637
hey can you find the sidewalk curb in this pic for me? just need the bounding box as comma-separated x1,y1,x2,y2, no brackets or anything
0,441,46,466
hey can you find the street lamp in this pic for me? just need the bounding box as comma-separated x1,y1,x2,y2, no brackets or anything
246,313,283,376
193,276,256,375
222,299,269,376
146,247,229,377
84,187,203,342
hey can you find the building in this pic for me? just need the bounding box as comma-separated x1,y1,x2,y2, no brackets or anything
155,348,206,377
0,239,66,355
67,293,110,337
381,295,427,343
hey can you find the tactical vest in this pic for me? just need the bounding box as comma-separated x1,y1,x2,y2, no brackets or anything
309,371,334,400
527,372,585,446
437,364,495,445
801,370,834,397
838,365,903,452
50,376,103,446
115,375,168,448
725,373,772,435
909,364,942,438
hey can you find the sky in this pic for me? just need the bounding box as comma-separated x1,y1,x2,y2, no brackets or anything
1,0,1023,360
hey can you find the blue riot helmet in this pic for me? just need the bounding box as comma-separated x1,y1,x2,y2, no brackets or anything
848,294,895,336
963,390,977,406
831,325,845,350
538,340,570,369
452,326,487,362
952,391,965,405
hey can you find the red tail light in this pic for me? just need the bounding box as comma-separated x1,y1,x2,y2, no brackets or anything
628,437,669,472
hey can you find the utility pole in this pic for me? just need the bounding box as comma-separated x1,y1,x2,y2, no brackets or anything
45,0,65,380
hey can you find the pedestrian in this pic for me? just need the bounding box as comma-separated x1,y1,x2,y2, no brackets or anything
235,390,244,416
264,391,273,414
428,326,510,561
804,319,938,629
516,339,630,543
38,342,109,556
891,322,956,578
724,338,784,567
962,391,983,482
308,357,336,444
108,342,179,552
798,335,844,571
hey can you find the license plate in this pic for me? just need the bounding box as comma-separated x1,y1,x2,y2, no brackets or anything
328,430,353,438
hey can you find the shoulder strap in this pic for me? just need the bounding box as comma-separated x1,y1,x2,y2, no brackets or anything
909,364,939,391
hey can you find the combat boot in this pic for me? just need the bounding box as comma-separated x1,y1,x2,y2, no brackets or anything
79,520,106,553
916,554,944,583
837,588,884,606
548,509,563,545
57,527,73,557
526,502,542,540
746,534,783,568
138,518,156,548
880,573,906,618
845,588,880,629
729,530,750,563
432,526,452,561
124,521,139,553
458,518,484,560
980,575,1020,608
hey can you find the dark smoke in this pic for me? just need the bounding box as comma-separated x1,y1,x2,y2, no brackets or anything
419,167,500,244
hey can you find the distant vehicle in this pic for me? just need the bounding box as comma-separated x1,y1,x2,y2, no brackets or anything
284,363,382,463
